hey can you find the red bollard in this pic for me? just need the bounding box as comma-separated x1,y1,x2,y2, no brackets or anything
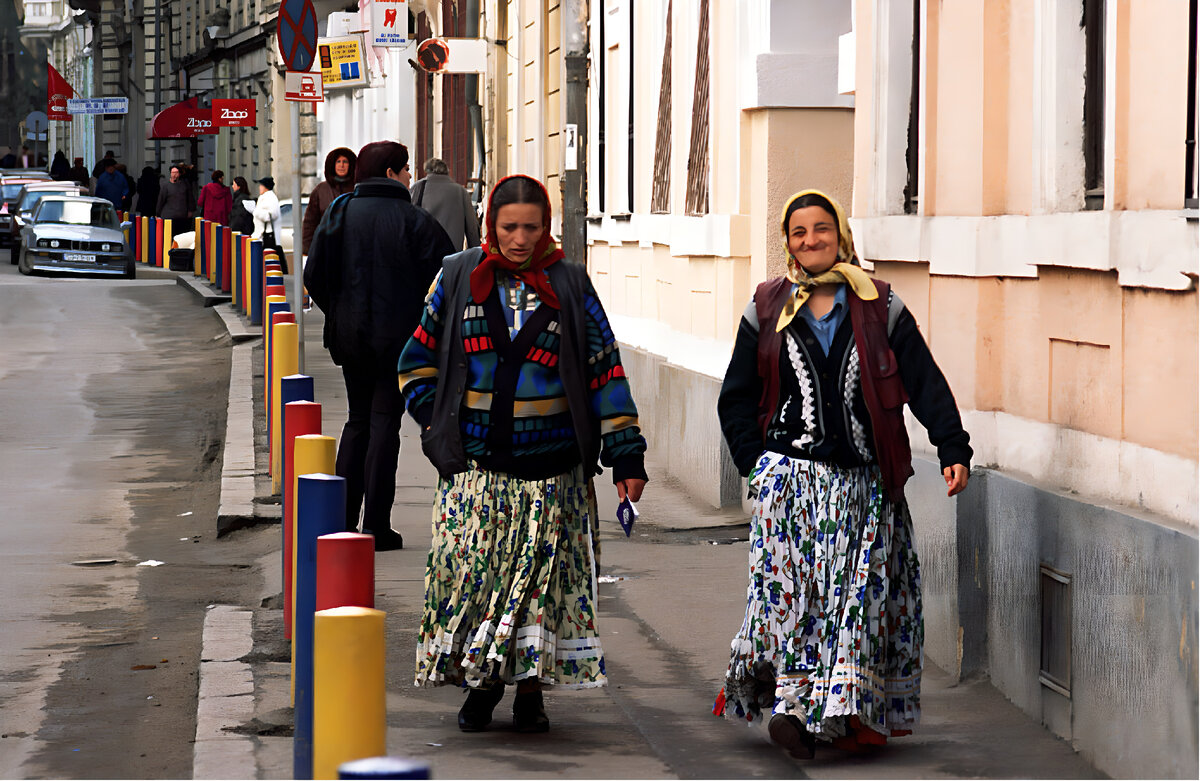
267,311,296,479
283,400,322,640
316,533,376,611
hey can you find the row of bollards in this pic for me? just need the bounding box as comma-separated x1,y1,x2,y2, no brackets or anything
256,254,423,780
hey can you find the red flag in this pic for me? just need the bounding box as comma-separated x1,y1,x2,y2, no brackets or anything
47,63,74,121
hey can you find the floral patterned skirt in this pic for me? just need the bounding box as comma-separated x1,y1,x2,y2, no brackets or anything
717,452,922,739
414,462,607,690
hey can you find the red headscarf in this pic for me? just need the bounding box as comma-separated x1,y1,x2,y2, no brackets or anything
469,175,564,308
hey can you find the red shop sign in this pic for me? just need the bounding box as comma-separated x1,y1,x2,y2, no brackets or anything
212,99,257,128
146,96,219,139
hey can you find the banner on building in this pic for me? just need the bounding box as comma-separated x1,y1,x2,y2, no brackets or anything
317,35,369,89
67,97,129,115
47,63,74,121
146,96,219,139
370,0,407,47
212,99,257,127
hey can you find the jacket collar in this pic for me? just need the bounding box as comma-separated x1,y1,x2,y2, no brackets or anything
352,178,411,201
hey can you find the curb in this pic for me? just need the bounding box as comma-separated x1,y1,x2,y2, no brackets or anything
217,341,259,536
176,273,233,307
193,606,257,780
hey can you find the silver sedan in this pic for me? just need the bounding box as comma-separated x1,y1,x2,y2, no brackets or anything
16,195,135,279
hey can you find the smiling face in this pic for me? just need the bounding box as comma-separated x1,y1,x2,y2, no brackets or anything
494,203,545,265
786,205,840,276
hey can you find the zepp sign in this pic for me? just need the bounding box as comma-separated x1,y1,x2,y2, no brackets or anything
212,99,257,128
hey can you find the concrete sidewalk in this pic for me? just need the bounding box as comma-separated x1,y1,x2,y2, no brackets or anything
189,277,1104,780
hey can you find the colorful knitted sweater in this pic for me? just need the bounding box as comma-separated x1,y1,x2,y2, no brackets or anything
399,268,648,482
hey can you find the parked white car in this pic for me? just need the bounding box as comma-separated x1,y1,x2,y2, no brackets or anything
170,197,308,259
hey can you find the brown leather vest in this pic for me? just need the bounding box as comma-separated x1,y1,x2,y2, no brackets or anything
753,276,914,501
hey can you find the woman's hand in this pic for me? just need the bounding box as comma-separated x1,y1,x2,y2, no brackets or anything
616,478,646,503
943,464,969,497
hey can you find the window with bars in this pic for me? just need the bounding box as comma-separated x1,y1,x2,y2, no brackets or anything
1082,0,1105,211
684,0,710,216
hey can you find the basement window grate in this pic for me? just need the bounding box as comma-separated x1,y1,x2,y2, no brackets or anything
1039,564,1072,698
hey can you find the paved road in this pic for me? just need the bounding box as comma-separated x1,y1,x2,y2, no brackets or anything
0,251,266,778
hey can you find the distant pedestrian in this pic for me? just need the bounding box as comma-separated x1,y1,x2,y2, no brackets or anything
0,148,14,168
92,150,116,178
116,163,136,212
712,189,971,758
197,170,233,225
252,176,284,271
50,151,71,180
303,140,454,552
409,157,480,250
69,158,90,189
94,161,129,210
301,147,357,257
19,146,34,168
156,165,195,236
397,174,648,734
135,166,160,217
229,176,254,235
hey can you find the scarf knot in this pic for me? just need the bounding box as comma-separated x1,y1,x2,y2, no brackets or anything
776,262,878,332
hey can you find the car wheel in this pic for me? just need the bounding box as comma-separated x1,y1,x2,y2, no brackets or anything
17,247,30,275
125,263,136,280
8,246,16,264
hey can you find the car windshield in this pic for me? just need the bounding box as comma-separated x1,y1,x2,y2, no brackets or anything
3,183,28,200
35,200,118,229
19,189,74,213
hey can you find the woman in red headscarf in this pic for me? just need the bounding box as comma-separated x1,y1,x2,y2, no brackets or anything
398,175,648,734
714,189,971,758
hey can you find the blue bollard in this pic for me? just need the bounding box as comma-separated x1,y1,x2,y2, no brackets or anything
295,473,347,781
250,239,265,325
281,374,316,614
338,757,432,779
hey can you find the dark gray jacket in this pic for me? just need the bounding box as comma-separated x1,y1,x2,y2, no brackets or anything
409,173,481,251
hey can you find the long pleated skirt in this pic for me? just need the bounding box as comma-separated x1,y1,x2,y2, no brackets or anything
414,462,607,690
717,451,923,740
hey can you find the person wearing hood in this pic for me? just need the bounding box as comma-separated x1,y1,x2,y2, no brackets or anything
303,141,454,552
136,166,160,217
301,147,357,257
229,176,254,235
712,189,971,759
197,170,233,225
397,174,649,735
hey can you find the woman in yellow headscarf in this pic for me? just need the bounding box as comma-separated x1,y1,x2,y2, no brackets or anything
714,190,971,758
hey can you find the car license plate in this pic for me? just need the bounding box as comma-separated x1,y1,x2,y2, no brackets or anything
63,253,96,262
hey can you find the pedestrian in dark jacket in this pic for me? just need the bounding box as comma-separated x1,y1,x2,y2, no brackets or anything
156,165,195,236
303,140,454,551
229,176,254,234
408,157,481,250
50,151,71,180
95,161,129,209
301,147,357,256
712,189,971,759
116,163,136,212
70,158,90,188
92,151,116,178
136,167,160,217
197,170,233,224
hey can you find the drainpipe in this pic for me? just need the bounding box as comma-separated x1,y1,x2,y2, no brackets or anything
560,0,588,264
464,0,484,203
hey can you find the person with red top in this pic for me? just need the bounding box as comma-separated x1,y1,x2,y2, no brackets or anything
398,174,649,735
196,170,233,225
713,189,971,759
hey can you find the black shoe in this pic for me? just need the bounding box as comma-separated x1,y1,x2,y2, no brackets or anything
768,713,816,759
512,689,550,733
458,684,506,732
371,529,404,551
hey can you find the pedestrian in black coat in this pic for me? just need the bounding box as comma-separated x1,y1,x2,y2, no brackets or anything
229,176,254,235
303,140,454,550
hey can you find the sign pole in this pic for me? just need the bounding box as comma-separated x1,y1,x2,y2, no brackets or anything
292,99,305,374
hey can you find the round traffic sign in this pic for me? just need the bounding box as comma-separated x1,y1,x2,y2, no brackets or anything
277,0,318,72
416,38,450,72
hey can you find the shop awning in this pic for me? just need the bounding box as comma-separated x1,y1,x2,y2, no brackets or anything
146,96,218,139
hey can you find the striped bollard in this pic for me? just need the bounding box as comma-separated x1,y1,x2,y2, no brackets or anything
139,217,147,263
212,222,223,288
313,607,387,780
193,217,202,275
338,758,430,780
283,396,321,640
161,218,171,267
290,435,336,650
249,239,265,324
263,300,290,430
269,315,297,489
294,473,347,780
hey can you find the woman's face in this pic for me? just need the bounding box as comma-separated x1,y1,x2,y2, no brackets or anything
494,202,545,265
334,156,350,177
786,205,840,276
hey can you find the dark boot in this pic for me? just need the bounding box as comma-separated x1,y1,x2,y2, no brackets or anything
458,684,506,732
768,713,816,759
512,689,550,733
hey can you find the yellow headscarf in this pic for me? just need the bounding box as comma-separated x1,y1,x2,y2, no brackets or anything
775,189,877,332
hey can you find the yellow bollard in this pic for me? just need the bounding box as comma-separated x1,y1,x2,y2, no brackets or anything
312,607,386,781
271,322,300,495
193,217,202,275
162,218,172,267
290,435,337,703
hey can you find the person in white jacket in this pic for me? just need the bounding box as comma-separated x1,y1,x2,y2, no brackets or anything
252,175,285,271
